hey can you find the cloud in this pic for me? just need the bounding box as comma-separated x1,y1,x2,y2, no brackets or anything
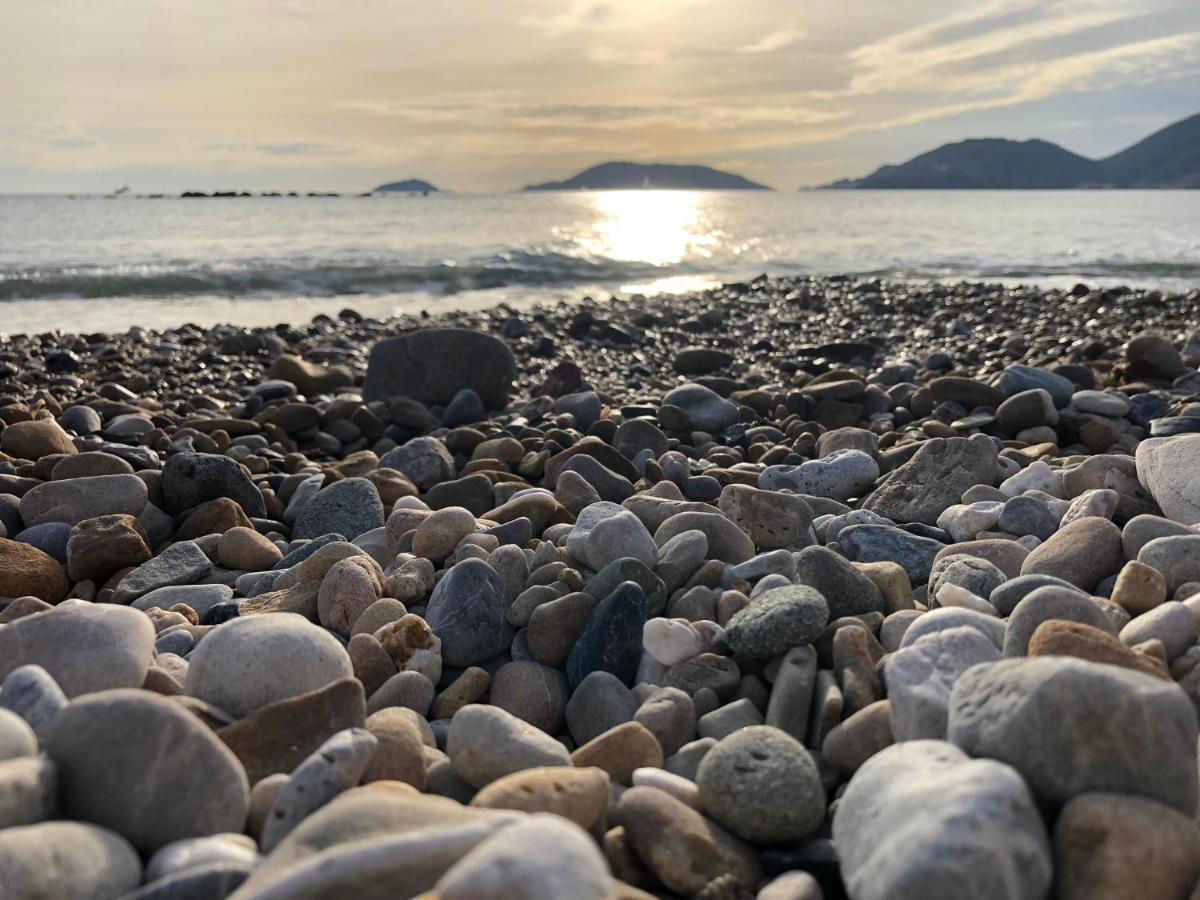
521,1,613,36
739,27,806,53
27,123,102,151
205,140,346,156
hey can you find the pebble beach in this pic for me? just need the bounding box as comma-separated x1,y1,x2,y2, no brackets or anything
2,273,1200,899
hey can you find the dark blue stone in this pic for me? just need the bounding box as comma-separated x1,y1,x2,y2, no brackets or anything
566,581,645,689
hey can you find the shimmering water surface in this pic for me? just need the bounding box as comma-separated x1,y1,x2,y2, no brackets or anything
1,190,1197,333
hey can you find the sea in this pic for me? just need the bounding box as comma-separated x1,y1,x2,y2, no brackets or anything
1,190,1197,334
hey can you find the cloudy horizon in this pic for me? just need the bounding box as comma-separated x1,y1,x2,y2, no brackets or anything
2,0,1198,193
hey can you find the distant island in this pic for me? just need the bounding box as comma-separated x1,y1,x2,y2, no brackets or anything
373,179,440,193
822,110,1199,189
523,161,771,191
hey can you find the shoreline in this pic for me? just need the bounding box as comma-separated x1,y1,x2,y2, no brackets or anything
2,273,1200,896
3,270,1199,343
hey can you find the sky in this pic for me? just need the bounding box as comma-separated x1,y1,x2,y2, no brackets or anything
2,0,1198,193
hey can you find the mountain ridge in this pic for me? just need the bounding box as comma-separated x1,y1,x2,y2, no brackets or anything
821,111,1200,189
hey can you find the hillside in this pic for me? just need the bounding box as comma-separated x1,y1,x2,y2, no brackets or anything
523,161,771,191
822,110,1200,189
1098,111,1200,188
374,179,439,193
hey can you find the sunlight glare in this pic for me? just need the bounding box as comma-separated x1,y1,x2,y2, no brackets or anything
581,190,714,267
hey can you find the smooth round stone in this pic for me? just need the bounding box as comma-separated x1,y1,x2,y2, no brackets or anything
988,572,1078,617
0,708,37,761
998,364,1075,407
218,526,283,571
13,521,73,564
998,495,1058,540
724,585,829,659
1004,585,1116,657
0,664,68,745
697,725,825,844
1071,390,1131,417
899,607,1006,651
0,821,142,899
317,558,380,635
1028,620,1168,680
447,705,571,788
0,604,154,698
489,661,569,733
46,689,250,853
379,435,457,491
949,657,1200,813
185,613,353,719
470,766,609,830
260,727,378,852
425,558,513,667
363,327,517,407
1119,601,1199,659
654,510,755,565
635,687,697,757
1136,434,1200,525
0,419,76,460
566,582,645,689
717,484,814,550
436,814,612,900
886,626,1001,741
564,671,638,746
145,833,259,883
643,617,707,666
132,584,234,617
927,556,1006,605
566,501,657,571
0,537,69,601
294,477,385,542
1053,792,1200,900
361,708,428,789
619,785,761,896
1138,535,1200,594
161,452,265,518
794,545,884,618
412,506,477,563
834,740,1051,900
760,449,879,502
613,418,669,460
1019,516,1123,591
661,382,739,432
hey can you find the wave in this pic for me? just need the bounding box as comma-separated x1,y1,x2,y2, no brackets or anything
0,251,690,301
1,252,1195,302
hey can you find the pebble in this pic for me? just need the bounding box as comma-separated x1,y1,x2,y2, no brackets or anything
46,688,250,853
447,704,571,788
697,725,825,844
949,657,1199,813
0,821,142,899
724,584,829,658
0,604,155,697
185,613,353,718
834,740,1051,900
566,501,657,571
437,814,612,900
2,283,1200,897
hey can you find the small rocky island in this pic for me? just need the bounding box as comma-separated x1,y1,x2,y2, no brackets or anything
1,275,1200,898
523,161,771,191
373,179,440,193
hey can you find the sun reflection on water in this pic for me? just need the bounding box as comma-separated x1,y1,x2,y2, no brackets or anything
579,190,717,267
